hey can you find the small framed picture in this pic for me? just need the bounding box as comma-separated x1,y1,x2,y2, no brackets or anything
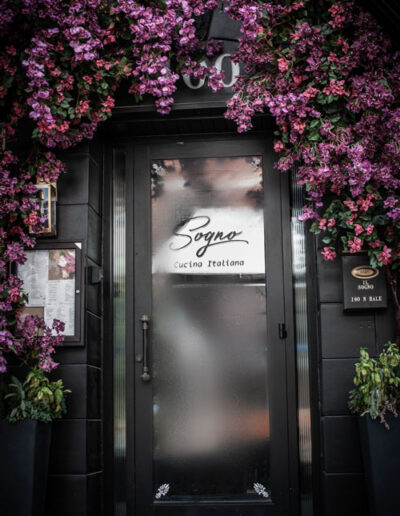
29,182,57,237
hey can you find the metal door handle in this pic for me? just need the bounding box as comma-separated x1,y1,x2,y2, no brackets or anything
140,315,151,382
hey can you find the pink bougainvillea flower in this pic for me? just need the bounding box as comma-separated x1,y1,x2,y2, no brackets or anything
378,245,392,265
1,0,400,371
278,58,290,73
348,237,363,253
322,247,337,261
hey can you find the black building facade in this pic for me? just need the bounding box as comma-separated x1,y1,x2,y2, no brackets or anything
37,5,398,516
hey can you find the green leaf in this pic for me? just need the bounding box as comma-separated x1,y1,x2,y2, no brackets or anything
308,130,319,141
372,215,386,226
369,255,378,268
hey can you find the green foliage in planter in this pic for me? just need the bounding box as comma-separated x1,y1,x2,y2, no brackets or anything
349,342,400,428
4,369,70,423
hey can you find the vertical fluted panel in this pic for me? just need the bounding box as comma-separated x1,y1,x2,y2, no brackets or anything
291,167,313,515
113,149,127,516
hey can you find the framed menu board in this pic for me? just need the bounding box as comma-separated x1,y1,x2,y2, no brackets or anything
18,242,83,345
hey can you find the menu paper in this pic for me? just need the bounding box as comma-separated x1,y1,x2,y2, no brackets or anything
18,249,76,336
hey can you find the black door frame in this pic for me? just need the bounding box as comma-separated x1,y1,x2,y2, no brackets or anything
103,124,301,516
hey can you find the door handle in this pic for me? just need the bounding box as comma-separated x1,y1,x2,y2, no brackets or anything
140,315,151,382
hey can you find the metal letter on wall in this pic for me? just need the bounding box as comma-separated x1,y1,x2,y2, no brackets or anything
182,54,240,90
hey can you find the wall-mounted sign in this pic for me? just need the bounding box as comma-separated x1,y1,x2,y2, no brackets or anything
153,207,265,275
17,242,83,344
342,254,387,310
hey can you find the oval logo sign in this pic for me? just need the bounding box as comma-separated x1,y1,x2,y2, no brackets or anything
351,265,379,280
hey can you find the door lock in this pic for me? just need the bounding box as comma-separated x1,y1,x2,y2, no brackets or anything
278,322,287,339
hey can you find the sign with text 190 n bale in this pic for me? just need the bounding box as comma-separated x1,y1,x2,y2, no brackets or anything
152,207,265,275
342,254,387,310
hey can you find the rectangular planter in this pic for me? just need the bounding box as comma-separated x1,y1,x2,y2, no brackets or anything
0,420,52,516
358,414,400,516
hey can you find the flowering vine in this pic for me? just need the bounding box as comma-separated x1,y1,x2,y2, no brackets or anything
0,0,224,373
225,0,400,342
0,0,400,376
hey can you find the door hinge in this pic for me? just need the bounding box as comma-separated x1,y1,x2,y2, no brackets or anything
278,323,287,339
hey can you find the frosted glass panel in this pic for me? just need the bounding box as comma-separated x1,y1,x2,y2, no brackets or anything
151,157,270,499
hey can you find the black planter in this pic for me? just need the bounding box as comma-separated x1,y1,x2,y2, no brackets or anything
0,420,52,516
358,414,400,516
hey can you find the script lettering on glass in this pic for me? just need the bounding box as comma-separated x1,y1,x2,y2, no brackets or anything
170,215,249,257
153,206,265,275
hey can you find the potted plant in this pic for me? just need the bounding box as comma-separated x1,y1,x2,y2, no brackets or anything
0,314,69,516
348,342,400,516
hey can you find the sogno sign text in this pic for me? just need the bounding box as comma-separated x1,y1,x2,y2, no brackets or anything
153,207,265,275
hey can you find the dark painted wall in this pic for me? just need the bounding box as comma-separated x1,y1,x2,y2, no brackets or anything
42,125,398,516
44,141,103,516
314,239,396,516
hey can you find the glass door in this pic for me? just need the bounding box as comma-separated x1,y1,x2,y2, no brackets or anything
131,138,293,516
